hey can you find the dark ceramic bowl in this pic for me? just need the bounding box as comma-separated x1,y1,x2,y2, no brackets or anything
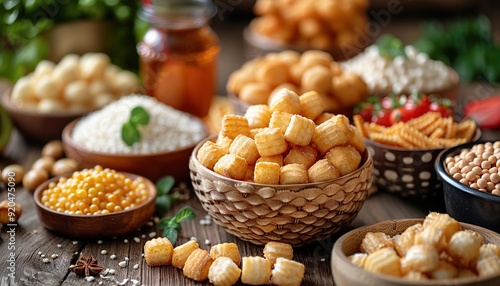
366,128,481,199
435,141,500,232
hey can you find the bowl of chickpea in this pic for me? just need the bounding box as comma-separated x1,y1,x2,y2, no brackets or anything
33,165,156,239
189,88,373,246
436,141,500,233
331,213,500,286
0,53,138,144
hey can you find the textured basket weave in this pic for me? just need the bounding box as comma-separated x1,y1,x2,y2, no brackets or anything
189,136,374,246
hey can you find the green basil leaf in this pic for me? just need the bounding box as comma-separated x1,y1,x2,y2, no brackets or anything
173,206,195,224
167,220,182,231
121,121,140,146
156,217,173,230
156,176,175,196
155,195,172,216
162,227,178,245
130,106,150,126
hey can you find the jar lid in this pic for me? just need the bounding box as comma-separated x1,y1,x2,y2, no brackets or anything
139,0,217,29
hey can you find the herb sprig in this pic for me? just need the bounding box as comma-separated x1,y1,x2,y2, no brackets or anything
155,176,180,215
377,34,407,59
156,206,195,244
121,106,150,146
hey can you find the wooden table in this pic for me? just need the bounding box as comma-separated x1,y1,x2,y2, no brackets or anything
2,10,500,286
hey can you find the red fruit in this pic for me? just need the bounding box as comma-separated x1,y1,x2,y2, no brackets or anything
465,96,500,129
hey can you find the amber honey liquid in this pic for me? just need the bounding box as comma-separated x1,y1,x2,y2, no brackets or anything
138,26,219,118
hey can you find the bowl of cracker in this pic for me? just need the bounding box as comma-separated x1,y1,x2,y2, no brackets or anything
331,212,500,286
189,88,373,246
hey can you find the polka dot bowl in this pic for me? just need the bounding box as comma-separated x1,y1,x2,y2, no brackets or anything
366,128,481,199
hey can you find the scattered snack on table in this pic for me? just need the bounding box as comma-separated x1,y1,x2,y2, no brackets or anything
144,237,174,266
227,50,368,113
348,212,500,280
342,35,456,96
198,88,365,184
249,0,369,52
444,141,500,196
144,238,305,285
10,53,139,112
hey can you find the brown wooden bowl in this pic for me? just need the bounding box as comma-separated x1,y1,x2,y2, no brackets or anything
34,173,156,239
62,118,208,182
1,88,87,144
331,219,500,286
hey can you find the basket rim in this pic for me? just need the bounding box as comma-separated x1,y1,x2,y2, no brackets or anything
190,134,373,191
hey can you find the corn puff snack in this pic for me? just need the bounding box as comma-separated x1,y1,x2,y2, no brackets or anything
144,237,174,266
263,241,294,265
183,249,214,282
172,240,200,269
270,257,305,286
208,257,241,286
241,256,271,285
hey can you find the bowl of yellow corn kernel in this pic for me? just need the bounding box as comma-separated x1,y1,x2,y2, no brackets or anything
34,165,156,239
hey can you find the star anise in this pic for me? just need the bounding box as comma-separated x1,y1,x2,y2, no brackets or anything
69,255,104,277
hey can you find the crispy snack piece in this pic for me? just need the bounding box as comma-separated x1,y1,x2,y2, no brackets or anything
456,119,477,141
229,135,260,165
360,232,395,254
210,243,241,266
478,243,500,261
284,145,317,169
144,237,174,266
213,154,248,180
270,257,305,286
427,260,458,280
241,256,271,285
422,212,461,243
197,141,226,170
172,240,200,269
368,133,412,148
400,244,439,273
477,255,500,277
268,88,301,114
183,248,214,282
353,114,368,138
348,253,368,268
254,127,288,157
308,159,341,183
254,161,281,184
406,112,441,131
325,145,361,176
312,119,347,155
314,112,335,125
446,230,483,268
249,127,266,139
269,111,293,134
403,271,429,281
221,114,250,139
299,91,324,120
394,223,422,257
263,241,294,266
256,154,283,166
245,104,272,129
349,126,366,153
364,247,401,277
216,135,233,154
208,257,242,286
398,124,436,149
414,225,447,252
284,114,316,146
280,163,308,184
330,114,355,141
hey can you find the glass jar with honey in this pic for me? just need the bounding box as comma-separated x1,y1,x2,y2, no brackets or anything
137,0,219,118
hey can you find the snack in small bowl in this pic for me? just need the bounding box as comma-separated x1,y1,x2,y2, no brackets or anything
353,93,479,198
62,94,208,182
331,212,500,286
34,165,156,239
436,141,500,232
1,53,139,143
245,0,370,60
227,49,368,116
190,88,373,246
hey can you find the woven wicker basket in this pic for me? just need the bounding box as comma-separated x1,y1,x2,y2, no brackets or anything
189,136,374,246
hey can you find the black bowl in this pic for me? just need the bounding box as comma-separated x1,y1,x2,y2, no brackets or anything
435,141,500,232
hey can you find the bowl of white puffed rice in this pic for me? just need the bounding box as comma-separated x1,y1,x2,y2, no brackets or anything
436,140,500,232
62,95,208,182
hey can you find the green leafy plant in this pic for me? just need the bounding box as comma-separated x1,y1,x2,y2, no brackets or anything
0,0,141,82
376,34,407,60
121,106,150,146
154,176,180,215
414,15,500,83
156,206,196,244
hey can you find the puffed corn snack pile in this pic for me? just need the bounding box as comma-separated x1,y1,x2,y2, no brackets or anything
144,238,305,286
197,88,366,184
10,53,138,112
227,50,368,112
354,112,477,149
349,212,500,280
250,0,368,52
